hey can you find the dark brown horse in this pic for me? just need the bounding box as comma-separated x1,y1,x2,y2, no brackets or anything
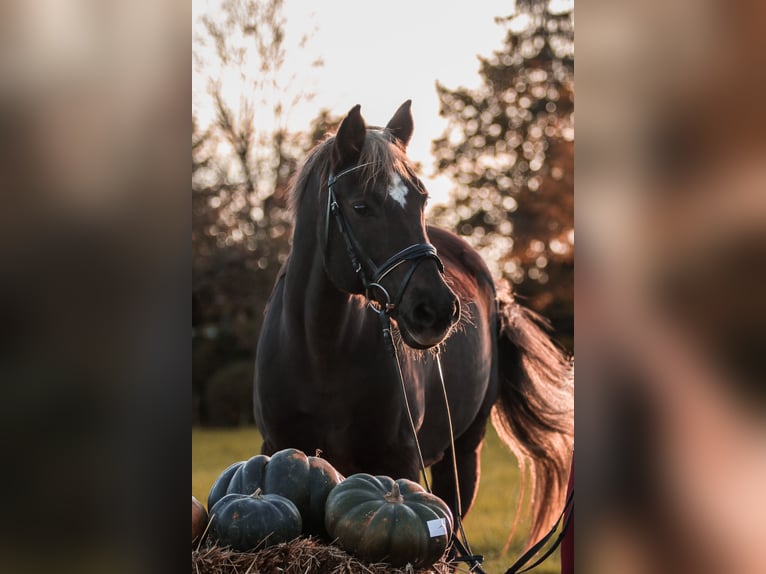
254,101,573,543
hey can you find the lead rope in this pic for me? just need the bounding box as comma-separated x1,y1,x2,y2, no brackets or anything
435,353,486,571
503,488,574,574
379,310,431,493
380,307,573,573
379,310,486,573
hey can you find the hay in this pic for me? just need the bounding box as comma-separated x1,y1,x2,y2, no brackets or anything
191,537,453,574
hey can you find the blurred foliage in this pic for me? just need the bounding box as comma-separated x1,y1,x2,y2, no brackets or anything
192,0,339,425
430,0,574,351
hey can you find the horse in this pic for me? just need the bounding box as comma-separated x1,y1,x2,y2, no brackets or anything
254,100,573,544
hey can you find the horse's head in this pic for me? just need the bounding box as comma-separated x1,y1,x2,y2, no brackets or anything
321,101,460,349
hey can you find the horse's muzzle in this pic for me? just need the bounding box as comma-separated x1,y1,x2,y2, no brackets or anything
396,287,460,349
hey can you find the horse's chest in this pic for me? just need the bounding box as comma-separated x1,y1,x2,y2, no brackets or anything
298,361,424,435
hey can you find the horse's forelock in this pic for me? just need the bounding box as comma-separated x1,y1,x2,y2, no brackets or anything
289,129,422,220
357,129,409,188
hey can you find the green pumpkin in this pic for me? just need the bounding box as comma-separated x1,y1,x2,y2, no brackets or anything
325,474,454,567
208,489,302,551
207,448,343,538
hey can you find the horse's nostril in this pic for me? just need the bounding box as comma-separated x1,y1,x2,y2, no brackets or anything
413,302,437,325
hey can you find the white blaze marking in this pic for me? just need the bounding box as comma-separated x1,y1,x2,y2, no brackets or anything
388,173,409,208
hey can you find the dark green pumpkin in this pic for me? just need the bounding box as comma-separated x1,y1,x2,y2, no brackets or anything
208,489,302,551
325,474,454,567
207,448,343,538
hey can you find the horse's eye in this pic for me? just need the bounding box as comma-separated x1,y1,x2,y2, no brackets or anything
352,202,371,216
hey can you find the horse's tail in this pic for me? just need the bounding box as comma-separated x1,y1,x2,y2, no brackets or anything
491,285,574,546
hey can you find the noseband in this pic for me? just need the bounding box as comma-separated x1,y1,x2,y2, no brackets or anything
325,163,444,313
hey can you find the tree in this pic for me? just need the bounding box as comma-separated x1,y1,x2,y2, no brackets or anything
192,0,335,424
430,0,574,351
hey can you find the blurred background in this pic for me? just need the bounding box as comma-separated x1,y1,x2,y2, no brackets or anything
191,0,574,427
577,0,766,572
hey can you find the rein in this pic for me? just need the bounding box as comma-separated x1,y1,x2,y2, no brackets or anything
326,162,485,569
378,309,485,573
382,306,573,573
326,161,570,572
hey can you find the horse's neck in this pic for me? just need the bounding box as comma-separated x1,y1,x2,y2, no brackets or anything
287,255,356,330
283,216,374,358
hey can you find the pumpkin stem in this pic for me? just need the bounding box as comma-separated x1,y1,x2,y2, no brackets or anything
251,488,263,498
384,482,404,503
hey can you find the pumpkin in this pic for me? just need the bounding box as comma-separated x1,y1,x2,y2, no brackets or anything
324,473,454,567
192,496,208,546
208,489,302,551
207,448,343,538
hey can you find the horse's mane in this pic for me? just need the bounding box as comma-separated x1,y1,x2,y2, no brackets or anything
289,128,421,220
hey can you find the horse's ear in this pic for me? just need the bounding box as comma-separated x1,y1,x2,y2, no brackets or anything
386,99,413,149
333,104,366,170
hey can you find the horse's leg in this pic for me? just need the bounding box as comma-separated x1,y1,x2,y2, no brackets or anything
430,412,489,520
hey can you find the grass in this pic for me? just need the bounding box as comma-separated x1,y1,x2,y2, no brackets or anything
192,425,560,574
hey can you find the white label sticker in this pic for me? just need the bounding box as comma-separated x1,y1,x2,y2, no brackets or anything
427,518,447,537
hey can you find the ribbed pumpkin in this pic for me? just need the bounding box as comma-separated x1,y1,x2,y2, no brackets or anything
208,489,302,551
192,496,208,546
207,448,343,538
325,474,454,567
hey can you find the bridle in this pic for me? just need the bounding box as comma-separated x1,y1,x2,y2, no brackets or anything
325,162,484,569
324,162,571,573
325,162,444,313
325,161,487,570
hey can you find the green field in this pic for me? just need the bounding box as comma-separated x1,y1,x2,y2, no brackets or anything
192,425,560,573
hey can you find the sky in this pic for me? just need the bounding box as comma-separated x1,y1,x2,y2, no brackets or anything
192,0,516,205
